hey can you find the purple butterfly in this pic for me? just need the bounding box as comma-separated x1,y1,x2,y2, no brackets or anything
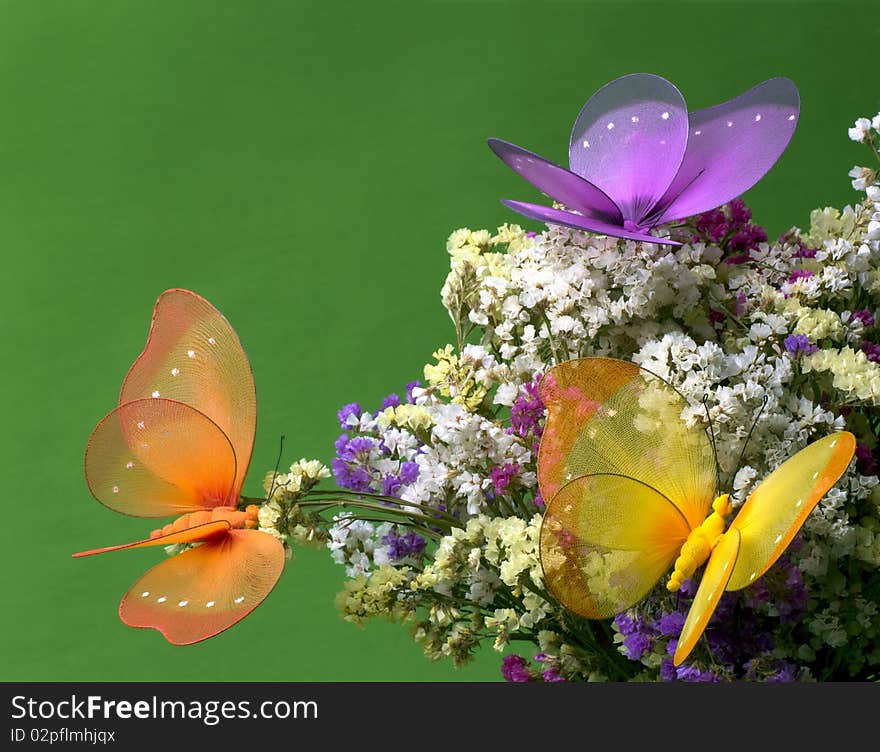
488,74,800,246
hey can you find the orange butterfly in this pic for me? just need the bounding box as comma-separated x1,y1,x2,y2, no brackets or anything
74,289,285,645
537,357,855,666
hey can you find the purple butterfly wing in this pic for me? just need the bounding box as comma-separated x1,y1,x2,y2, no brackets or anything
568,73,689,225
487,139,622,223
501,200,680,246
653,77,800,224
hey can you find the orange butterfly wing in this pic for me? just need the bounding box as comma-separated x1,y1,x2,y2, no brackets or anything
84,398,237,517
538,357,716,531
119,529,285,645
119,288,256,500
540,473,691,618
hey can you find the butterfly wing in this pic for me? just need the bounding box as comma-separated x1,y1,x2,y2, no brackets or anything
654,77,800,223
84,398,237,517
568,73,688,224
487,139,622,222
72,520,231,557
726,431,855,591
119,288,256,500
540,473,690,618
499,200,680,245
119,529,285,645
538,357,716,531
673,527,740,666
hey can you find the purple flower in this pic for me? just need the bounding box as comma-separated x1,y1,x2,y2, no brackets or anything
501,655,532,683
855,442,878,476
728,198,752,225
489,463,520,495
381,474,402,497
509,377,545,438
381,529,426,560
331,459,373,492
381,393,401,410
658,611,686,637
853,309,875,328
708,308,726,325
784,334,818,356
660,659,677,682
614,613,638,636
862,341,880,363
405,381,421,404
524,231,537,238
792,242,818,259
787,268,814,284
675,665,719,682
623,633,651,660
337,402,362,428
542,667,566,683
400,461,419,485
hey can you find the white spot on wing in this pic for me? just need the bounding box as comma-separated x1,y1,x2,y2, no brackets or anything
112,486,119,494
694,130,702,136
141,591,150,598
170,368,180,377
774,534,783,544
661,111,670,120
830,439,838,448
726,121,733,128
795,498,803,508
125,461,134,469
137,421,145,430
178,600,189,607
749,572,756,581
151,390,160,398
631,115,639,123
607,122,615,130
157,596,167,603
754,114,762,122
583,139,590,149
722,560,729,572
788,114,796,121
206,601,216,608
812,472,819,480
207,337,216,345
187,350,196,359
234,596,245,604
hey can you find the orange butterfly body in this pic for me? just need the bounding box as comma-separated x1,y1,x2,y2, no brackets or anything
537,357,855,667
75,289,285,645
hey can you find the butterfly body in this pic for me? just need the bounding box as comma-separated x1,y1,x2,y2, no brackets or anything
537,357,855,667
75,289,284,645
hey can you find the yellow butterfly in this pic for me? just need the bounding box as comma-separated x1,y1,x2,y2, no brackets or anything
537,357,855,666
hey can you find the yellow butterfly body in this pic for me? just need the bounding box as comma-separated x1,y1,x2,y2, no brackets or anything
537,357,855,667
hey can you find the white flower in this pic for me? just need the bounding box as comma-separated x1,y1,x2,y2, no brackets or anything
849,117,872,143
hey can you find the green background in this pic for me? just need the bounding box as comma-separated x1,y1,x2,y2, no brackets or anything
1,0,877,681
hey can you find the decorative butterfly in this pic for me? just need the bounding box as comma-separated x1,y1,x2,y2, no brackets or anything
537,357,854,666
488,73,800,245
74,288,285,645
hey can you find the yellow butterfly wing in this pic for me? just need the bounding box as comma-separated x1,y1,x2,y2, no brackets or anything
673,528,740,666
538,357,716,531
540,473,691,618
727,431,855,591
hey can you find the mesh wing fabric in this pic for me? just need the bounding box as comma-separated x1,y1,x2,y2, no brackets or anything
119,529,285,645
538,357,716,531
119,288,256,500
84,398,237,517
540,474,690,618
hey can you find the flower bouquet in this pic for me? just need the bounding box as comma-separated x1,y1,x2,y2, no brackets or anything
78,75,880,682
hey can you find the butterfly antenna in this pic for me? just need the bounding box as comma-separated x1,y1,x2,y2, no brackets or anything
702,394,722,494
265,434,286,503
728,395,770,489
